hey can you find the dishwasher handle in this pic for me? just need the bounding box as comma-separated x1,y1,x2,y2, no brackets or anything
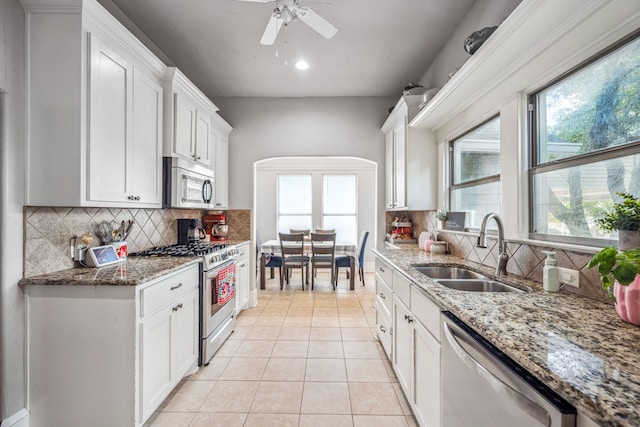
443,321,551,427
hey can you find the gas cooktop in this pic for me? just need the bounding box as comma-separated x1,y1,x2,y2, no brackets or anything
132,242,229,257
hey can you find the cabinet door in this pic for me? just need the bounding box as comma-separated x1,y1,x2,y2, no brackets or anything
385,130,395,209
392,295,412,395
173,91,197,160
413,319,441,427
140,305,173,422
88,34,132,203
195,110,212,166
130,69,163,206
393,119,407,209
236,252,250,313
213,131,229,209
172,288,199,381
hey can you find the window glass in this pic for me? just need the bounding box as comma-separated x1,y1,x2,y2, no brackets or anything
530,34,640,244
535,36,640,165
452,118,501,185
450,116,501,229
323,175,357,244
278,175,312,233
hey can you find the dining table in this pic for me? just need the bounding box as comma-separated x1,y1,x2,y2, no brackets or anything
259,239,357,290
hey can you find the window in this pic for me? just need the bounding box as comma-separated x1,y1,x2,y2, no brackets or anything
449,116,501,229
530,33,640,245
278,175,312,233
323,175,357,244
276,173,358,244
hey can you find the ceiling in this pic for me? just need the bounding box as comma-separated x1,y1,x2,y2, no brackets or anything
104,0,476,98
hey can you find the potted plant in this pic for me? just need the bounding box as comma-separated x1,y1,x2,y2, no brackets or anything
588,247,640,325
595,192,640,250
436,209,448,229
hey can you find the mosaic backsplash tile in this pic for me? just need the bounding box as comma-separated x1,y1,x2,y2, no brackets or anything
386,210,610,304
24,207,252,277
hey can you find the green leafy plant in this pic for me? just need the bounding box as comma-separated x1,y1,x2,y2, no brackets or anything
436,209,448,221
588,246,640,300
595,192,640,232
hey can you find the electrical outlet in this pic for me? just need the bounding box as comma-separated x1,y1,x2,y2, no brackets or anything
558,267,579,288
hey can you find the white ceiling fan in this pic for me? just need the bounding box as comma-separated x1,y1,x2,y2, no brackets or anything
237,0,338,45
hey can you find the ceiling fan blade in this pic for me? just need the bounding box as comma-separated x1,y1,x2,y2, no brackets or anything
296,6,337,39
260,13,284,45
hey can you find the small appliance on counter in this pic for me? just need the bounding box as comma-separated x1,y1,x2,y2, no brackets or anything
177,218,207,245
203,212,229,242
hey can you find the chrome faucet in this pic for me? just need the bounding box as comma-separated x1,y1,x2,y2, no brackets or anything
476,213,508,276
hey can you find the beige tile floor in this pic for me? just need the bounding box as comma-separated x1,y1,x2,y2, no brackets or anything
144,271,417,427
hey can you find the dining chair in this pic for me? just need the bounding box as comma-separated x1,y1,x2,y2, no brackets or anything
335,230,369,287
310,232,337,290
256,231,282,281
313,228,335,234
279,232,310,290
289,229,311,238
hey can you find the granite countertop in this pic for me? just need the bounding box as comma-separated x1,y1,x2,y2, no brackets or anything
374,246,640,427
19,241,253,287
19,256,202,287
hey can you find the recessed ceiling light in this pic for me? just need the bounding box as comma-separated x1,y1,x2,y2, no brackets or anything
294,60,310,70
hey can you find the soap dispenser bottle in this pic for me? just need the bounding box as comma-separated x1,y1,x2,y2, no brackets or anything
542,251,560,292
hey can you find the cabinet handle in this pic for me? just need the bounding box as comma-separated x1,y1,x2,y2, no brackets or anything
172,303,183,312
404,314,414,323
170,283,183,291
128,195,140,201
197,156,202,160
379,325,387,333
379,293,386,299
379,267,385,273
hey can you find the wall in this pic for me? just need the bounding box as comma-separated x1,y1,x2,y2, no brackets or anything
214,96,395,248
0,0,26,422
418,0,522,91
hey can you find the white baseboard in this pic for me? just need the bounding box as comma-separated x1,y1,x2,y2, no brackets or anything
248,289,257,307
1,409,29,427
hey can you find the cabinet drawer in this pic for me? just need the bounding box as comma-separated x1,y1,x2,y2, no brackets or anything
376,310,392,359
376,274,393,318
375,257,393,287
235,242,250,262
140,264,199,318
411,286,441,341
392,270,411,307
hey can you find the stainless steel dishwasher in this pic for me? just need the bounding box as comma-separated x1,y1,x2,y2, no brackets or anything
441,312,576,427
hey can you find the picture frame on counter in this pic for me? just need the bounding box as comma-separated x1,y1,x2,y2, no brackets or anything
444,211,466,231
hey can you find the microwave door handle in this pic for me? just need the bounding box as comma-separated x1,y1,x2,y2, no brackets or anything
443,321,551,427
203,179,213,204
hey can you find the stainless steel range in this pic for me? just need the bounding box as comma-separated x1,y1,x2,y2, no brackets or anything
133,242,238,365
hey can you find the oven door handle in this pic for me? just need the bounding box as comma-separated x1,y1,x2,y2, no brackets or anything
443,321,551,427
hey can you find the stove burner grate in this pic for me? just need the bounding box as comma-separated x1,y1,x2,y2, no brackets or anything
133,242,229,257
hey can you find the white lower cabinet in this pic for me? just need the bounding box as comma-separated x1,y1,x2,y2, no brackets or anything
376,255,441,427
235,242,250,314
140,287,198,422
26,263,200,427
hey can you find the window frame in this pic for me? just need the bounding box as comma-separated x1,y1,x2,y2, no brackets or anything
448,115,501,230
527,30,640,246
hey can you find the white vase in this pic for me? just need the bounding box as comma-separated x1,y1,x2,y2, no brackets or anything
618,229,640,251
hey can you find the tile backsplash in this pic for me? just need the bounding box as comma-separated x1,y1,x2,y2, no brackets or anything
24,207,252,277
388,210,610,304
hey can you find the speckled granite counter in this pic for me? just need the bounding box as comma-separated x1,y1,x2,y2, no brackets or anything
19,257,201,287
374,247,640,426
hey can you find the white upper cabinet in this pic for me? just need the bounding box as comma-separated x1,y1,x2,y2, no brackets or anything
23,0,165,207
382,97,437,211
211,114,233,210
164,68,216,167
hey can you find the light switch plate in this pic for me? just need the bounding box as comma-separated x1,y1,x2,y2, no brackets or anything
558,267,579,288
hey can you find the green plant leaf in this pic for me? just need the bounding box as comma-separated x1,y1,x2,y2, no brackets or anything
613,262,638,285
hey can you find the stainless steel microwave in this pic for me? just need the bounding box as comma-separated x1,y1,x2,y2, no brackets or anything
163,157,215,209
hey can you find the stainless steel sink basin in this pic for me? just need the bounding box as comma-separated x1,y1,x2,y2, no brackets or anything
435,279,527,293
414,266,487,280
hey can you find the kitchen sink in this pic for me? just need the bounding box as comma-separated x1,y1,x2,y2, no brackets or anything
435,279,528,293
413,265,487,280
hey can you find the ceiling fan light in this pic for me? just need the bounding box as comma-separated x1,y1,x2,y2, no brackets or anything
294,59,310,70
